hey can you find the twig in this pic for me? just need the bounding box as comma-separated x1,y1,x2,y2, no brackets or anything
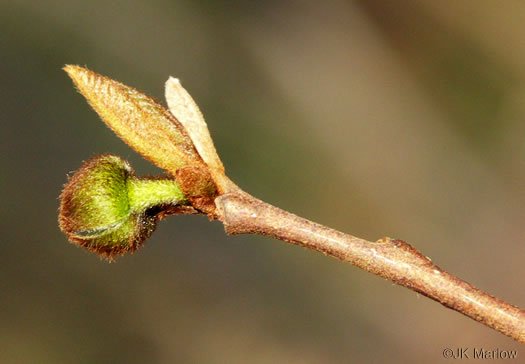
215,182,525,343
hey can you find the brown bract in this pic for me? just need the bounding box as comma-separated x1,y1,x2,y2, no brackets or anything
175,166,217,216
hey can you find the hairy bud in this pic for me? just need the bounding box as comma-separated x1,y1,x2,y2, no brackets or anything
59,154,186,260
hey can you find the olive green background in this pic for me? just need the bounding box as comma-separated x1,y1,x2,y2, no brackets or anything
1,1,524,363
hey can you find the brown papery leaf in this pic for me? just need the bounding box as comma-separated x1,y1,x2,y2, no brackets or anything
165,77,224,173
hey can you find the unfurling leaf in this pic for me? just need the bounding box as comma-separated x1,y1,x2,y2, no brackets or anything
64,65,205,175
165,77,224,172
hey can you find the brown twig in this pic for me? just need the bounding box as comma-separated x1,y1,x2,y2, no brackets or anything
215,184,525,343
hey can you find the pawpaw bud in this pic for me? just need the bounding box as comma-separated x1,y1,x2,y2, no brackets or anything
59,154,186,260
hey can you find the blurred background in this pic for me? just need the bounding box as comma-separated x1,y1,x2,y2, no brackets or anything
1,0,524,362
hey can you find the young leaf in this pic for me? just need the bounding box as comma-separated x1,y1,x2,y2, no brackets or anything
165,77,224,173
64,65,204,175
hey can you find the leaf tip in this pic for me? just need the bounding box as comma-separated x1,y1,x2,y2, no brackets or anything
167,76,181,85
63,64,87,82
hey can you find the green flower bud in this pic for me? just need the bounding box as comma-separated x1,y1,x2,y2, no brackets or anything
59,154,186,260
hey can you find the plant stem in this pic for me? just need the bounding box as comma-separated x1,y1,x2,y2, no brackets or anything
127,178,185,212
215,186,525,343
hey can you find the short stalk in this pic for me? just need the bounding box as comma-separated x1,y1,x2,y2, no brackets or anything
127,178,186,212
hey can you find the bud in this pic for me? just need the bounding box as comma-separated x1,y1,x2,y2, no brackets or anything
59,154,186,260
